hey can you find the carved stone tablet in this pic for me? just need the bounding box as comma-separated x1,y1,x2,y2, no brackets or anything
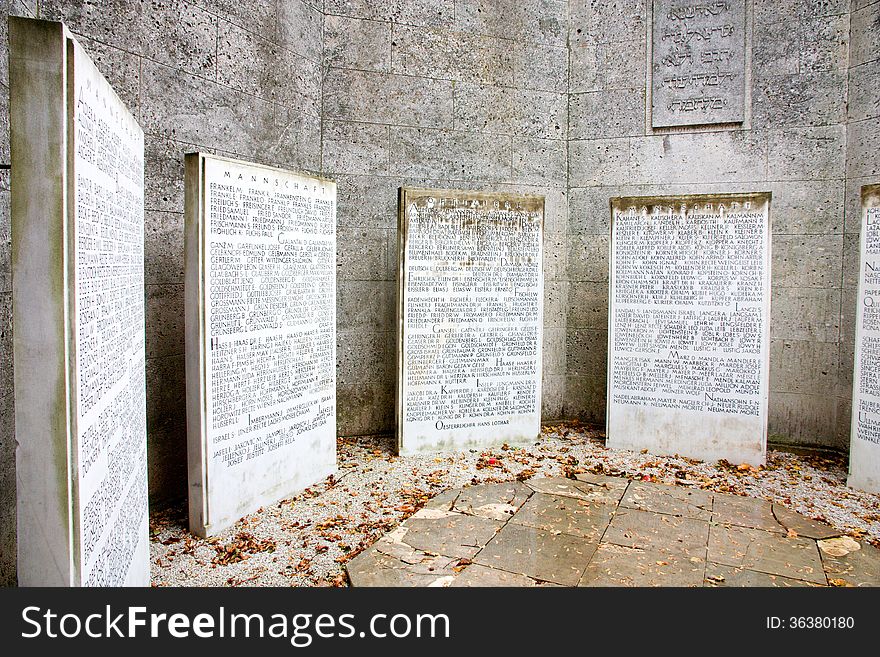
10,18,149,586
397,189,544,454
185,153,337,537
652,0,747,127
607,193,771,465
849,184,880,494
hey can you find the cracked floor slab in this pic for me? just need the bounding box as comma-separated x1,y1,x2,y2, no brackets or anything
346,476,868,587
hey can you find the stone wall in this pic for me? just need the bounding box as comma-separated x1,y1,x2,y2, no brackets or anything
565,0,856,450
844,0,880,453
322,0,570,435
0,1,876,585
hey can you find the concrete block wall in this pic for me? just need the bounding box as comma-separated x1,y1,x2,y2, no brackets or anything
565,0,861,449
323,0,570,435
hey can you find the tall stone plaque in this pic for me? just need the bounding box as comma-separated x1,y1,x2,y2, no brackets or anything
652,0,747,127
607,193,771,465
397,189,544,454
185,154,336,537
10,19,148,586
849,185,880,493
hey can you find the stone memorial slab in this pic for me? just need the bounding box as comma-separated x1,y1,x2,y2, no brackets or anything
397,188,544,454
849,184,880,494
607,193,771,465
652,0,747,127
185,153,336,537
10,18,148,586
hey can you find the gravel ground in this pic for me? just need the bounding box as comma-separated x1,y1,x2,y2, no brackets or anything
149,424,880,587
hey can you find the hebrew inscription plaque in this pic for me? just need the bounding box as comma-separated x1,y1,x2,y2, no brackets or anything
10,18,149,586
185,154,337,537
397,189,544,454
607,193,771,465
652,0,747,127
849,185,880,494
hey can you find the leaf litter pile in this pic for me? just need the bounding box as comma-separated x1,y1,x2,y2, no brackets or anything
149,424,880,586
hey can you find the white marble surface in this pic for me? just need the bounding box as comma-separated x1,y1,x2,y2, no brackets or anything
186,153,337,537
397,190,544,454
607,194,771,465
849,184,880,494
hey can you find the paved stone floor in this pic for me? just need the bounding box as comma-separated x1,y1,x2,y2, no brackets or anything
347,474,880,587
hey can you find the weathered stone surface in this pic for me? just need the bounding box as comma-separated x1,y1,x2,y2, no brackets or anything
512,493,614,540
704,563,820,587
579,543,705,587
712,494,784,533
820,540,880,587
708,525,826,584
772,505,842,540
621,481,713,520
529,474,627,505
449,563,551,587
401,511,504,559
651,0,746,127
452,482,533,521
604,508,709,558
347,544,458,587
475,522,597,586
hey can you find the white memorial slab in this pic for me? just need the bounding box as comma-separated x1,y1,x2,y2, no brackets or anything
849,184,880,494
607,193,771,465
10,18,149,586
185,153,337,537
397,189,544,454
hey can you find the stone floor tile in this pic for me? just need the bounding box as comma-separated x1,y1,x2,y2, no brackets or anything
510,492,614,541
772,504,842,539
401,510,505,559
704,563,822,587
452,481,533,521
621,481,713,520
449,563,557,587
529,475,627,505
578,543,706,587
474,522,597,586
819,539,880,587
603,507,710,558
346,545,458,587
712,493,784,533
708,524,826,584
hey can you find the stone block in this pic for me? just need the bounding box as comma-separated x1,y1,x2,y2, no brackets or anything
333,174,403,229
770,287,840,343
568,282,609,330
513,137,567,187
569,0,645,46
454,83,567,140
568,138,631,187
323,68,454,128
337,329,393,386
563,373,607,423
766,125,846,182
567,234,609,282
337,280,395,332
850,2,880,69
324,0,455,28
144,211,184,286
752,71,847,129
337,226,388,280
569,88,644,140
277,0,322,61
770,339,839,395
569,39,645,93
768,391,840,445
849,60,880,124
322,120,390,175
389,127,512,181
772,234,843,289
336,380,395,436
323,14,391,72
512,43,568,93
565,328,608,376
629,131,768,185
218,22,320,115
391,24,514,86
768,179,843,235
145,284,184,360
